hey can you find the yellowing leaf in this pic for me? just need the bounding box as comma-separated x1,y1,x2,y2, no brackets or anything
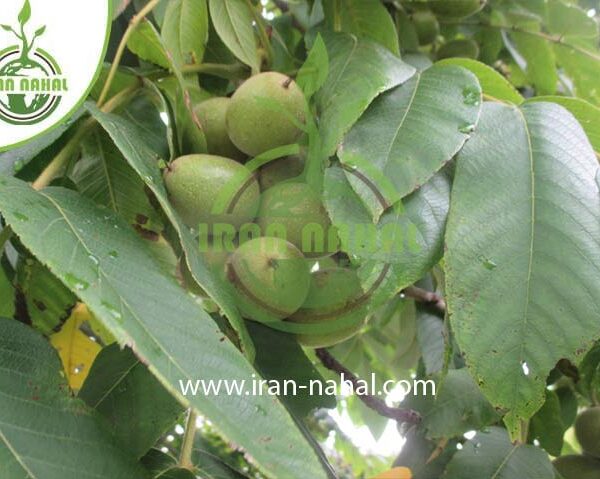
50,303,101,391
371,467,412,479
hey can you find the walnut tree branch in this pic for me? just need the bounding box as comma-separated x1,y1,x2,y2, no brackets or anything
315,348,421,425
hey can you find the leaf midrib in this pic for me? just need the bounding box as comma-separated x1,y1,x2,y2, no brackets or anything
384,73,421,165
515,106,536,403
490,443,518,479
94,131,118,213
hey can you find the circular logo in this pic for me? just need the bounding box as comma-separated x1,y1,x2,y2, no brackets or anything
0,46,62,125
0,0,110,150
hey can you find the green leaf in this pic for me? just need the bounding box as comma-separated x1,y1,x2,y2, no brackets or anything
436,58,524,105
34,25,45,37
416,306,446,376
316,32,415,156
527,389,564,456
547,0,599,40
358,169,451,305
555,387,578,431
0,258,15,318
446,102,600,437
553,44,600,105
296,34,329,100
158,75,209,154
508,31,557,95
247,322,336,417
84,105,251,357
128,20,207,154
339,64,480,211
91,65,140,101
119,86,171,161
0,176,328,479
396,9,419,53
158,468,196,479
16,258,75,334
323,164,420,264
407,369,500,439
324,166,449,305
79,344,184,458
443,427,555,479
527,96,600,158
18,0,31,26
578,343,600,403
322,0,400,55
208,0,260,73
0,318,147,478
71,130,162,229
162,0,209,66
128,19,171,69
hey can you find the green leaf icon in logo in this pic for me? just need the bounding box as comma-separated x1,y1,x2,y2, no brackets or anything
18,0,31,26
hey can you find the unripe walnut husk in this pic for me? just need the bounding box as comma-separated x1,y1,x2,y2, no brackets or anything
576,407,600,458
226,237,311,323
553,455,600,479
164,154,259,230
257,182,335,258
411,11,440,46
226,72,305,157
194,97,246,162
288,267,367,348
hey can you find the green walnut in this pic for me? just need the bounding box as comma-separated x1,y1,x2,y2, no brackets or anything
226,72,306,157
164,154,259,230
553,455,600,479
576,407,600,458
437,39,480,60
288,268,366,348
429,0,485,19
411,10,440,46
257,182,334,258
226,237,311,322
259,154,305,190
194,97,246,162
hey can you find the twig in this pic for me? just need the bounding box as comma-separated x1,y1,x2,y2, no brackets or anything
179,409,198,470
402,286,446,314
32,84,140,190
97,0,162,106
440,20,600,63
315,348,421,424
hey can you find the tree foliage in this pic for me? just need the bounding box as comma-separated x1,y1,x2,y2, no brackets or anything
1,0,600,478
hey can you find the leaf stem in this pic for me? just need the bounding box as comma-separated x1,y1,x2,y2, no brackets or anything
178,409,198,470
439,20,600,63
32,85,140,191
244,0,273,68
97,0,163,106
